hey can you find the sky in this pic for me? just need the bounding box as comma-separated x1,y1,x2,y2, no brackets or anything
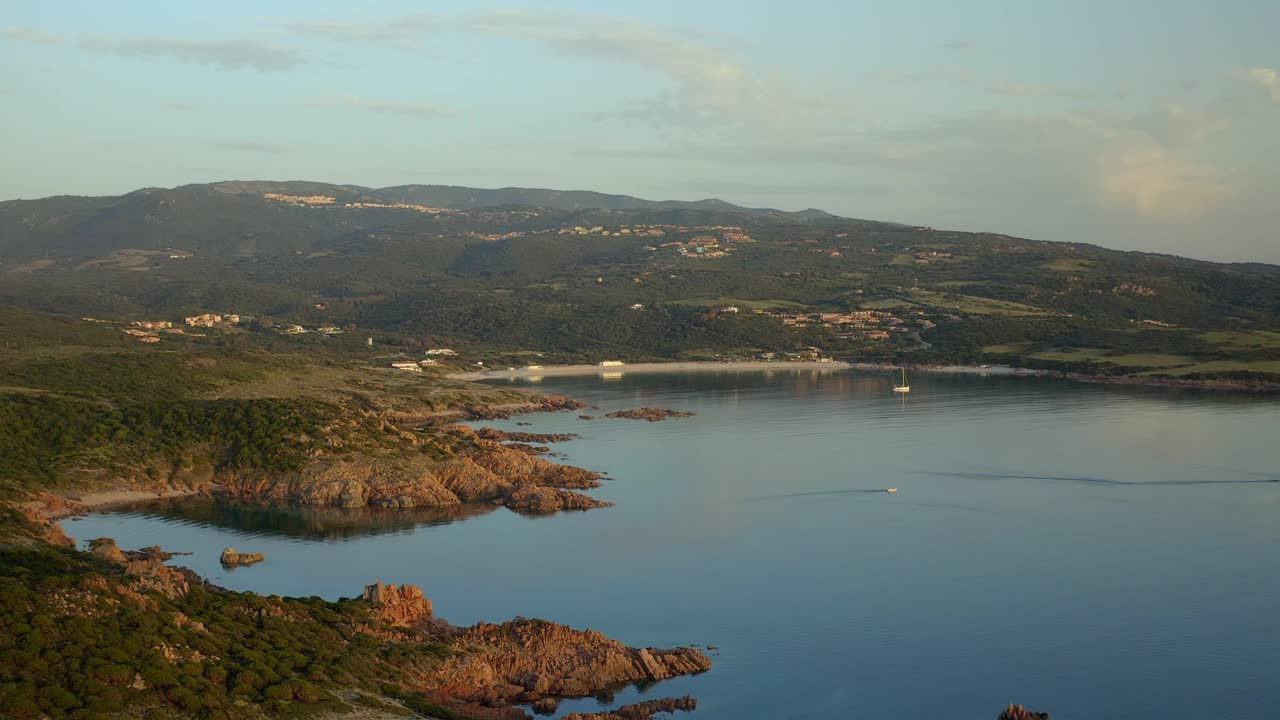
3,0,1279,263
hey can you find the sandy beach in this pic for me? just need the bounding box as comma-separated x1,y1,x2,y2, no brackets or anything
66,489,199,511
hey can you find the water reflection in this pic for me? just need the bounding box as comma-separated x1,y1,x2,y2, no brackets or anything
98,498,500,541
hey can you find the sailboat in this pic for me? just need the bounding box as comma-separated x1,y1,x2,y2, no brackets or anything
892,368,911,393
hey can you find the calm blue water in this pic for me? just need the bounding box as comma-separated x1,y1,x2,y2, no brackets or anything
67,370,1280,720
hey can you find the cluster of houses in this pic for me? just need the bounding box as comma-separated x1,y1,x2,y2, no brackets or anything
118,314,245,343
184,313,241,328
278,323,343,336
764,309,918,342
913,250,953,264
390,348,458,372
467,231,525,241
262,193,450,214
551,223,757,249
655,235,736,259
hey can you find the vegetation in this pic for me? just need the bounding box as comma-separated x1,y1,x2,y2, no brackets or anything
0,543,452,719
2,181,1277,381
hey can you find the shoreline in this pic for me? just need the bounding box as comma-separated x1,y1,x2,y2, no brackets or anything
451,360,1031,381
451,359,1277,393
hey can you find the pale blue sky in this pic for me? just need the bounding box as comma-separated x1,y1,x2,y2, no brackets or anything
3,1,1278,261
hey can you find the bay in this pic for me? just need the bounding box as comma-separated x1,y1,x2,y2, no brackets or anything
66,370,1280,719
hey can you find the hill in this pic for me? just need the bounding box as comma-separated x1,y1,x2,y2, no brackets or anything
0,181,846,260
1,180,1278,382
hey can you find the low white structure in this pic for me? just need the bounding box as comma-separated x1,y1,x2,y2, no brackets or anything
426,348,458,356
598,360,625,367
391,361,422,372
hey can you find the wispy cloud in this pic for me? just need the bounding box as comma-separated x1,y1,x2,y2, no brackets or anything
5,26,62,45
286,9,848,132
282,15,436,50
941,40,976,51
166,101,200,112
1235,67,1280,103
312,95,447,117
7,25,304,71
211,141,289,154
78,36,304,71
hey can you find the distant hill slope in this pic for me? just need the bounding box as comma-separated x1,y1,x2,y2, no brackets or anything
0,181,850,260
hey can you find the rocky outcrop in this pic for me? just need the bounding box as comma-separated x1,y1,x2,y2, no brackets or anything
506,486,612,513
216,457,463,509
362,581,434,627
426,618,710,704
531,698,560,715
434,459,516,501
474,428,578,443
461,394,586,420
562,696,697,720
505,442,553,456
578,415,595,420
604,407,695,421
89,537,128,564
89,538,190,598
220,547,264,566
468,444,602,490
998,705,1051,720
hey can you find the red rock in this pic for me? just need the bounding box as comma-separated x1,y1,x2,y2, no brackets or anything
604,408,695,421
506,486,612,513
362,581,434,627
561,696,697,720
425,618,710,703
998,704,1051,720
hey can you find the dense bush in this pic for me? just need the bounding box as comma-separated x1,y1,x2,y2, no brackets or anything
0,545,451,719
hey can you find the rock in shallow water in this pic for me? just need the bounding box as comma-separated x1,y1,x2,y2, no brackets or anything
219,547,264,566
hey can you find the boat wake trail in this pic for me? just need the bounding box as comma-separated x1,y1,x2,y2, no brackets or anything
925,472,1280,487
752,489,887,501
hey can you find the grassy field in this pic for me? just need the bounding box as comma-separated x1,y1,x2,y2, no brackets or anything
907,290,1049,316
1041,258,1099,272
1199,330,1280,351
666,297,808,311
1141,360,1280,376
981,342,1031,354
859,297,920,310
1029,348,1194,367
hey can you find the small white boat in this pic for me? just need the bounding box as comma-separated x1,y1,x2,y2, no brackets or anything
885,487,898,494
892,368,911,393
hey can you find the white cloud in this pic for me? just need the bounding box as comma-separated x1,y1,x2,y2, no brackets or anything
1235,67,1280,103
5,26,63,46
7,25,304,71
286,9,848,132
78,36,304,71
1097,146,1234,220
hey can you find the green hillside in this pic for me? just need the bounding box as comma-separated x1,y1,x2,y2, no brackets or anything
2,181,1278,381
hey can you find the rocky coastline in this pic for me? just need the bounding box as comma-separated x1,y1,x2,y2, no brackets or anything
42,536,712,720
